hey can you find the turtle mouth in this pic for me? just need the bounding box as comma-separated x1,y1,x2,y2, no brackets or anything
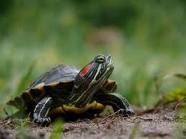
70,54,114,107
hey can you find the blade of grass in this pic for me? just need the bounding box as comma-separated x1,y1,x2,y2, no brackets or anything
50,119,64,139
14,62,35,96
174,73,186,81
155,73,186,106
129,122,140,139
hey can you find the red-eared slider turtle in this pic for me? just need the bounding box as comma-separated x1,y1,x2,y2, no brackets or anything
8,54,134,125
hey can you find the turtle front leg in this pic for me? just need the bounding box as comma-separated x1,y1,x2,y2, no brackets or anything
33,97,53,125
95,93,134,116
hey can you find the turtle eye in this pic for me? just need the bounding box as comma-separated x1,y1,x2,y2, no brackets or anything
95,55,106,63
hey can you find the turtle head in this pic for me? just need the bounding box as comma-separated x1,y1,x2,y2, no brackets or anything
70,54,114,106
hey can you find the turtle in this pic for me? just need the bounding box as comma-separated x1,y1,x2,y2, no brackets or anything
7,54,134,125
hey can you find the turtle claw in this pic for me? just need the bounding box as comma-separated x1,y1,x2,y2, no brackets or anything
33,117,51,126
119,107,135,117
126,107,135,115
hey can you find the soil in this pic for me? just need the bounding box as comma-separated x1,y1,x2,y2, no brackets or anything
0,103,186,139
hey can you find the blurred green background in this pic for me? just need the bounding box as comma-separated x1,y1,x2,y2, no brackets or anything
0,0,186,115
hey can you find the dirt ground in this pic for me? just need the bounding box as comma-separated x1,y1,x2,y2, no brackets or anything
0,103,186,139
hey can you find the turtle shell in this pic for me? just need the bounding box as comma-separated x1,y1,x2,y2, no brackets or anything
8,64,80,112
29,64,79,89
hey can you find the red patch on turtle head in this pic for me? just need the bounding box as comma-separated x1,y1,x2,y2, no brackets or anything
79,63,93,77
